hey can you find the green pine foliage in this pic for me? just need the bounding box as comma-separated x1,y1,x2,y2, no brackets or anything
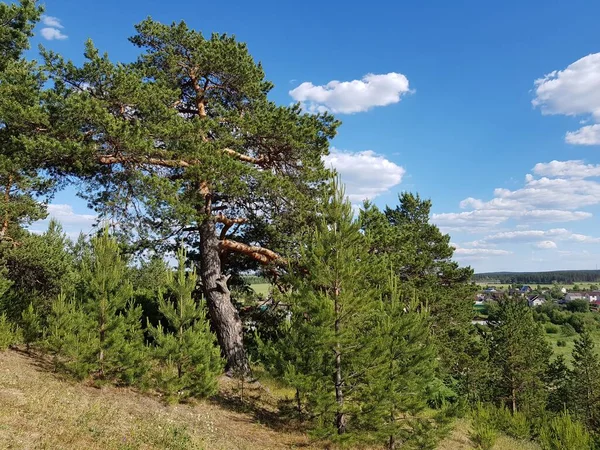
569,329,600,431
0,1,60,249
487,298,551,415
492,405,530,440
46,230,148,384
79,229,148,384
0,221,76,322
148,247,223,401
46,291,99,379
358,276,449,449
546,355,571,413
470,403,498,450
262,180,378,441
261,181,446,448
0,312,19,350
20,302,40,350
359,194,478,398
539,410,592,450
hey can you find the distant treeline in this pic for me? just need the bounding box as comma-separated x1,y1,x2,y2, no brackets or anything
473,270,600,284
241,275,268,285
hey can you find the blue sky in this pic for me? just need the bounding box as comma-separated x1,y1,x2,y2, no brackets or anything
28,0,600,272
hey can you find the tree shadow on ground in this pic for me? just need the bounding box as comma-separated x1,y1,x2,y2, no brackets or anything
210,376,310,437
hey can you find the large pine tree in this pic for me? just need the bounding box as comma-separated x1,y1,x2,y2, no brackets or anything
43,19,338,373
263,180,377,438
0,1,59,245
487,299,551,415
570,329,600,432
359,194,476,393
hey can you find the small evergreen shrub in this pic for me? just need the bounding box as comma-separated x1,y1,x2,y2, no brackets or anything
539,411,591,450
494,406,530,440
45,292,99,380
0,313,19,350
556,339,567,347
545,323,560,334
45,231,149,385
561,323,577,337
20,303,41,351
148,247,223,401
470,403,498,450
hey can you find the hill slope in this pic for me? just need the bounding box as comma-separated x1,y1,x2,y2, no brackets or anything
0,349,539,450
0,350,310,450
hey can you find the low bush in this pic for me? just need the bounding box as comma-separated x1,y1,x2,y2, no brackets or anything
566,299,589,313
470,403,498,450
493,405,531,440
545,323,561,334
556,340,567,347
539,411,591,450
561,323,577,337
567,314,585,333
0,313,20,350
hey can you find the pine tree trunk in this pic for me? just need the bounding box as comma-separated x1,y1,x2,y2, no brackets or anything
199,217,249,375
511,383,517,414
388,435,396,450
295,388,302,416
334,286,346,435
99,302,106,377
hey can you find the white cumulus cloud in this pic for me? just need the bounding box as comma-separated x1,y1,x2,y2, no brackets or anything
30,203,97,240
323,148,405,203
565,124,600,145
46,204,96,225
535,240,557,249
536,240,557,249
290,72,411,114
533,53,600,145
40,27,68,41
471,228,600,246
533,160,600,178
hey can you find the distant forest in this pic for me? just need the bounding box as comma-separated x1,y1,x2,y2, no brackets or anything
473,270,600,284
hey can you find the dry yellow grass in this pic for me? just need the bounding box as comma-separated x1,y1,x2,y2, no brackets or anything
437,419,541,450
0,349,312,449
0,349,542,450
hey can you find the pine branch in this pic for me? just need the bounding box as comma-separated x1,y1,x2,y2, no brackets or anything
218,239,282,264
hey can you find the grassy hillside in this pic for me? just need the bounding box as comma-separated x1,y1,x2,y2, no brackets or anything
0,350,311,450
0,349,540,450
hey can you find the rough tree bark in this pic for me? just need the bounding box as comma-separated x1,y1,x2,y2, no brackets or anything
199,217,250,375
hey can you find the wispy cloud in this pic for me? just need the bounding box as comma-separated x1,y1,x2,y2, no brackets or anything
432,159,600,233
41,15,64,28
40,28,68,40
40,15,68,41
30,204,97,240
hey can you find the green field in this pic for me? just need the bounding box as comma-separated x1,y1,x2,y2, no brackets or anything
250,283,271,296
545,329,600,363
476,282,598,290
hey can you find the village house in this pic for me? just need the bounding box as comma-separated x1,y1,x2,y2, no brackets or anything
520,285,532,295
564,291,600,302
527,295,546,307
